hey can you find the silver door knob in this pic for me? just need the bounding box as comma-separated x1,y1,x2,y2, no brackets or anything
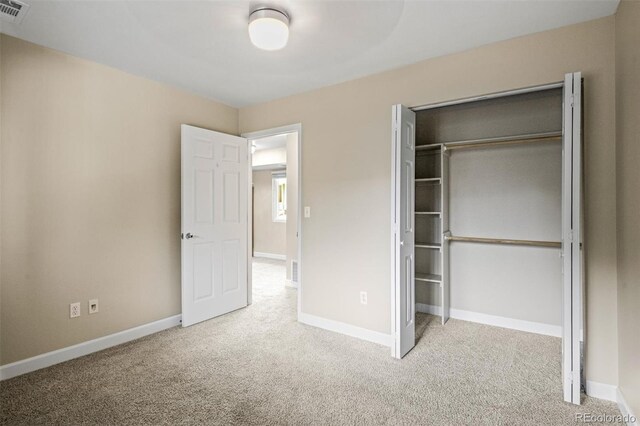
400,241,404,246
185,233,195,239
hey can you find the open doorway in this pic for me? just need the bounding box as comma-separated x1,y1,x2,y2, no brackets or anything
243,125,301,316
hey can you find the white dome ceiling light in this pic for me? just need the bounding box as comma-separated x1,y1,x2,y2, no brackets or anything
248,7,289,51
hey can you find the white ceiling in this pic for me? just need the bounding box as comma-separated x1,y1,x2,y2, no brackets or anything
1,0,619,107
251,133,288,152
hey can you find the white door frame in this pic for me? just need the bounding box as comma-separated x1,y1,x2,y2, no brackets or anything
241,124,303,317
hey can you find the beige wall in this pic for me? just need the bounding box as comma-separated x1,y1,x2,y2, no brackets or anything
0,33,3,358
252,169,286,256
0,35,238,365
615,0,640,415
239,17,619,386
285,133,298,282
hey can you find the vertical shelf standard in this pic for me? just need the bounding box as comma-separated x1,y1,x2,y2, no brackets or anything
414,145,448,324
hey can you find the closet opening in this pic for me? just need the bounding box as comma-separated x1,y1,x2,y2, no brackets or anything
391,73,583,405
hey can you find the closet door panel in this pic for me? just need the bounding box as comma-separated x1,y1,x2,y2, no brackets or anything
561,72,583,405
392,104,416,359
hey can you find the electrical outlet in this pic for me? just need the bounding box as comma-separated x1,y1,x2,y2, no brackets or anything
70,302,81,318
360,291,368,305
88,299,99,314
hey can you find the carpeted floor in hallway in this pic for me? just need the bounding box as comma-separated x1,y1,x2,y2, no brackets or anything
0,258,621,425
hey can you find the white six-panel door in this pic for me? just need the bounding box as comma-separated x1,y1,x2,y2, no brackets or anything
181,125,249,327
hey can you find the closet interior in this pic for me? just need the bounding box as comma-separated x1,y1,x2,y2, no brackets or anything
413,88,565,325
392,73,583,404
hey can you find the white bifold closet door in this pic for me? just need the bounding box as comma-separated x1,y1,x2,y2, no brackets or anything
181,124,249,327
392,105,416,358
562,72,583,405
392,72,584,405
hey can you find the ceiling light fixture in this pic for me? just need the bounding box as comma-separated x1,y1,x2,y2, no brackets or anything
248,7,289,51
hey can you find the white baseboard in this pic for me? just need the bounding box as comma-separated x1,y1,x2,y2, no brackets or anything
416,303,442,316
299,312,392,347
285,279,298,288
415,303,562,337
0,314,182,381
617,388,639,425
253,252,286,261
585,380,618,402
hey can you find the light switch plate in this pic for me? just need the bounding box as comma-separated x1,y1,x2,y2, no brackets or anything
304,206,311,218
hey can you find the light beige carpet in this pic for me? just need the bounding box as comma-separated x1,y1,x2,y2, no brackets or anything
1,258,620,425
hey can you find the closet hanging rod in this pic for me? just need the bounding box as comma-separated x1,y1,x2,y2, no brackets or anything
417,131,562,152
445,235,561,248
444,132,562,152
